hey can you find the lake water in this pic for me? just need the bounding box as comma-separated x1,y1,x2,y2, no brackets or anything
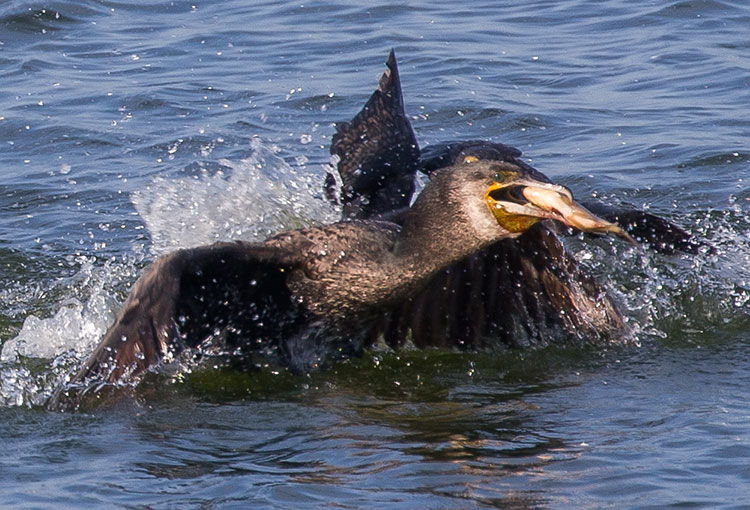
1,0,750,508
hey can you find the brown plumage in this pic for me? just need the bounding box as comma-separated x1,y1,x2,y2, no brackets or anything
53,50,700,406
326,49,420,219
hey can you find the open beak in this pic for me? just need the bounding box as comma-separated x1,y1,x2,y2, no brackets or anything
485,179,637,245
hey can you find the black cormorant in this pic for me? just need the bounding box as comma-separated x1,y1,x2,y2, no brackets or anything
59,50,697,400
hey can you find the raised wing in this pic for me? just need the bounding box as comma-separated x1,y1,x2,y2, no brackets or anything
327,49,420,219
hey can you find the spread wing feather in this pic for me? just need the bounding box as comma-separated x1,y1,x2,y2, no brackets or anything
68,242,302,387
327,49,420,219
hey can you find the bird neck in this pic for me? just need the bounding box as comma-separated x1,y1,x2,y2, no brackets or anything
391,186,498,285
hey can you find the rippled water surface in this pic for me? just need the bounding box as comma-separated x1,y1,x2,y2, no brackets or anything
2,1,750,508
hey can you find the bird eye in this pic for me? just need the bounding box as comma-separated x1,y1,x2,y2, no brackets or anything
493,172,504,183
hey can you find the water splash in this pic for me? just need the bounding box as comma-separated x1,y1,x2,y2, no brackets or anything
132,137,340,256
572,207,750,343
0,138,341,407
2,137,750,408
0,256,140,407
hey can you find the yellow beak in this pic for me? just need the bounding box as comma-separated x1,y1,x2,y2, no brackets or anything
485,179,636,244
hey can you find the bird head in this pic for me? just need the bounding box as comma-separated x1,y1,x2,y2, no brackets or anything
421,159,635,245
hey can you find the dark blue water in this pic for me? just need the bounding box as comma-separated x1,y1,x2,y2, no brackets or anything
2,1,750,508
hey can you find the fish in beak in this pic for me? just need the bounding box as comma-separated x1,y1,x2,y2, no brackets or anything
485,178,637,245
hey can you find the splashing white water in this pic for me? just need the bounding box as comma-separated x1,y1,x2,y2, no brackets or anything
132,137,340,255
0,256,135,364
2,300,106,363
572,208,750,342
0,255,140,407
0,138,340,407
2,136,749,408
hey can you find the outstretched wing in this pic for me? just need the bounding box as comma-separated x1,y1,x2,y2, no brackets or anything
579,201,704,255
369,223,626,350
327,49,420,219
419,141,702,255
68,241,302,387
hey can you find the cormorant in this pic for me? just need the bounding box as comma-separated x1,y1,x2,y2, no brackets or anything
58,50,697,401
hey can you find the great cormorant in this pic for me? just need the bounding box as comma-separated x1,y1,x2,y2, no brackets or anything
56,50,697,402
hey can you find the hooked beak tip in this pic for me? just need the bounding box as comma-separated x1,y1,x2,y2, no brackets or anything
487,180,638,245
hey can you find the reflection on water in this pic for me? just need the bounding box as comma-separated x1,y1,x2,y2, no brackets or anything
103,358,588,510
4,339,750,508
